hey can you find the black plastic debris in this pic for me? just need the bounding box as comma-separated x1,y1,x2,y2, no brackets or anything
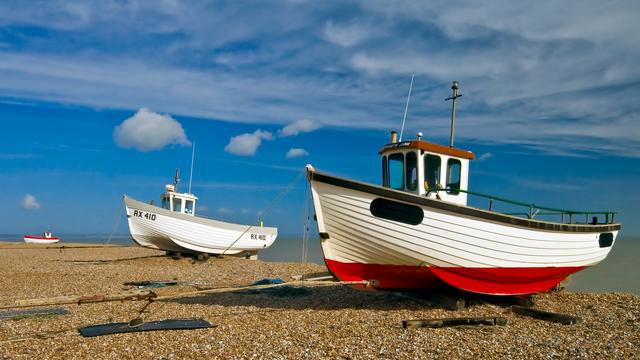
123,280,179,289
78,318,214,337
0,307,70,320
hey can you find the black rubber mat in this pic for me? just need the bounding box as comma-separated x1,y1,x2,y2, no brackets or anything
78,318,214,337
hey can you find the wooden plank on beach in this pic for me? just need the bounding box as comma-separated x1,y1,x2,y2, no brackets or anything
0,290,156,310
0,307,70,320
512,305,581,325
403,316,508,329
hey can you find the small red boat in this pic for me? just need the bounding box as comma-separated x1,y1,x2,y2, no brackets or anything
23,231,59,244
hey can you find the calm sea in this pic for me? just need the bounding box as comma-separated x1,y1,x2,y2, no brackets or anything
2,234,637,294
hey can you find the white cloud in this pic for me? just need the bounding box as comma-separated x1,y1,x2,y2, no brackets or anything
21,194,41,210
323,21,371,47
279,119,321,137
0,1,639,157
217,207,233,214
113,108,191,152
224,130,273,156
197,205,209,212
286,148,309,159
240,208,250,214
478,152,493,161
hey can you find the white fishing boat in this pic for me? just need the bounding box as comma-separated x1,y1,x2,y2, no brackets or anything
24,231,59,244
306,81,620,295
124,144,277,258
124,181,277,257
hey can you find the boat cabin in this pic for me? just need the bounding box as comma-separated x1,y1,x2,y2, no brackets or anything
379,131,475,206
161,184,198,216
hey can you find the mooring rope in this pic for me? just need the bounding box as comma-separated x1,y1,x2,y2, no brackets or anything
105,199,125,245
220,170,306,256
301,179,311,264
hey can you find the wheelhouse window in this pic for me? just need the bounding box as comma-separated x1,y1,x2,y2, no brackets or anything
382,156,389,187
185,200,194,214
406,152,418,191
446,158,462,195
424,154,441,190
388,153,404,190
161,198,170,210
172,197,182,212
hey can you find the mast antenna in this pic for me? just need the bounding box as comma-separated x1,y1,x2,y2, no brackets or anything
399,73,414,142
445,81,462,147
188,141,195,194
174,168,180,191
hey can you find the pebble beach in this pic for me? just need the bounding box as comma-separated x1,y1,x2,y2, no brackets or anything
0,243,638,359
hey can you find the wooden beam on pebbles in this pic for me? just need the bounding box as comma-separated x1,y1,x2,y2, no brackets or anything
0,290,157,310
1,279,369,312
151,279,370,303
512,305,581,325
403,317,508,329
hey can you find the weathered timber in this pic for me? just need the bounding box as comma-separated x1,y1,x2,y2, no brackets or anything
1,290,156,310
152,280,370,302
512,305,581,325
403,316,508,329
0,307,70,320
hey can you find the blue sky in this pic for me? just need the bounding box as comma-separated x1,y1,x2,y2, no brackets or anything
1,1,639,236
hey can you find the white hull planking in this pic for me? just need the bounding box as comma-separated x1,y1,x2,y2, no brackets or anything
124,196,277,255
310,180,617,269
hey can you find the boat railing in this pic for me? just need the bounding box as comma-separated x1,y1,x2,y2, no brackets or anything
426,188,617,224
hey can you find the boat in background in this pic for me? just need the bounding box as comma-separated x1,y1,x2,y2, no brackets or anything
124,169,277,258
24,231,60,244
306,81,620,296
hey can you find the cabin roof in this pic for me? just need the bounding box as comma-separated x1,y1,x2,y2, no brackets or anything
162,191,198,200
379,140,476,160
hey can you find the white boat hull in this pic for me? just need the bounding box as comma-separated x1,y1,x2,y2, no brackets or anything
124,196,277,255
24,236,59,244
308,170,620,295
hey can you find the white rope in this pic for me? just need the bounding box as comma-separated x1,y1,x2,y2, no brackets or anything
301,179,310,263
220,170,306,256
105,199,125,245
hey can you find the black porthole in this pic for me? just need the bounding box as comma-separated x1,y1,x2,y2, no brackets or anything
370,198,424,226
599,233,614,248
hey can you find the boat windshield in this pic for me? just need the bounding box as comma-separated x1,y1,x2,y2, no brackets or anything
162,198,170,210
185,200,194,214
406,152,418,191
446,158,461,194
388,153,404,190
424,154,441,190
172,198,182,212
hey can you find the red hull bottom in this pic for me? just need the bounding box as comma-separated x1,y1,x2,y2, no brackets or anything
325,259,586,295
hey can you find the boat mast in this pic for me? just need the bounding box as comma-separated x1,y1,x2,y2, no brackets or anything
174,168,180,191
188,141,195,194
445,81,462,147
399,74,414,142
